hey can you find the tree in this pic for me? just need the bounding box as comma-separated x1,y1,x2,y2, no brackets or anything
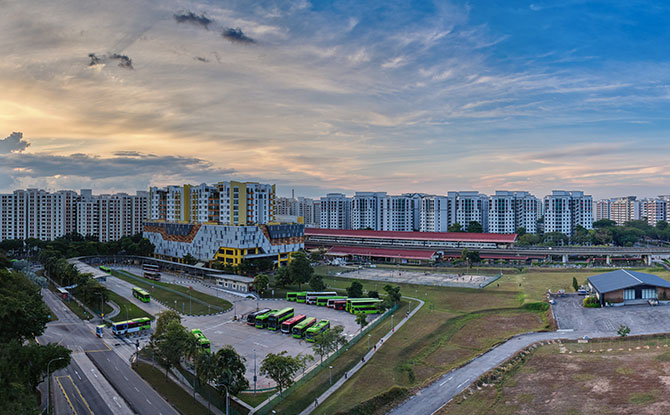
196,351,217,413
593,219,616,229
347,280,364,298
384,284,402,305
368,290,380,298
289,251,313,290
184,332,204,400
0,269,51,343
309,274,326,292
618,325,630,338
572,277,579,292
543,232,569,246
355,312,368,332
154,310,182,338
572,225,591,245
260,351,309,395
254,274,270,297
311,326,347,365
461,249,480,269
309,251,323,262
183,253,198,265
274,266,292,288
657,221,669,231
515,227,527,237
516,233,540,246
152,320,190,378
447,223,463,232
214,345,249,395
467,221,483,233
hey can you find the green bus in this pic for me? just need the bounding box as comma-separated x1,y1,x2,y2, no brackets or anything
305,320,330,342
316,296,347,307
191,329,211,351
351,301,383,314
292,317,317,339
255,310,277,329
346,298,383,313
295,292,307,303
267,308,295,331
286,292,299,301
99,265,111,273
132,287,151,303
112,317,151,336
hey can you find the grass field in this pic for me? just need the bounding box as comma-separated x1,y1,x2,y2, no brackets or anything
175,364,249,415
439,336,670,414
133,361,209,415
111,269,232,315
107,290,154,322
239,391,274,408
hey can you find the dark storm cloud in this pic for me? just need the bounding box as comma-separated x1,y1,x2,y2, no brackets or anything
0,151,235,180
174,11,212,29
0,132,30,153
222,28,255,44
88,53,133,69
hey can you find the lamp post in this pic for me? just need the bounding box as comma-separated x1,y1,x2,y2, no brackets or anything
367,334,371,351
220,384,230,415
329,365,333,385
47,356,65,415
253,349,257,396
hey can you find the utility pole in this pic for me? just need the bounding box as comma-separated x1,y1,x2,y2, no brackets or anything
46,357,65,415
253,349,257,396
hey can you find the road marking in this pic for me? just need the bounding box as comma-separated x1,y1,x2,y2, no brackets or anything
135,387,140,392
124,376,129,381
457,379,470,389
68,375,94,415
91,369,98,378
146,399,152,405
56,376,78,415
75,370,82,381
113,396,122,408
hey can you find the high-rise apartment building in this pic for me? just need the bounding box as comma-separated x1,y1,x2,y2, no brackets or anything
320,193,351,229
610,196,640,226
593,199,611,222
351,192,386,230
150,181,274,226
76,190,149,242
488,191,541,234
543,190,592,235
640,198,667,225
419,196,451,232
449,191,489,232
276,196,320,227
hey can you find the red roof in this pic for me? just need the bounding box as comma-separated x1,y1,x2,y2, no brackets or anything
306,228,517,243
327,246,437,260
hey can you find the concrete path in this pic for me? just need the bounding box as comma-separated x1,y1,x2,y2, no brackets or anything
106,300,121,319
297,297,425,415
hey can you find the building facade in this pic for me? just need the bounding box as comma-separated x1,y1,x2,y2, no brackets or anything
488,191,541,234
320,193,352,229
593,199,611,222
610,196,640,226
543,190,593,235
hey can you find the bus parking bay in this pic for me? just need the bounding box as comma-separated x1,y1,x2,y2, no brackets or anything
180,298,380,386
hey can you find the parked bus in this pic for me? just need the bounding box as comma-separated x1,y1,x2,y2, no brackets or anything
246,308,272,326
292,317,317,339
286,292,299,301
296,292,307,303
191,329,211,351
327,298,347,310
132,287,151,303
316,296,346,307
306,292,338,305
112,317,152,336
267,308,295,331
350,300,383,314
99,265,111,273
304,320,331,342
346,298,383,313
255,310,277,329
281,314,306,334
143,263,160,281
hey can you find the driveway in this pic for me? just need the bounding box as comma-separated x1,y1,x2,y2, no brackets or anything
553,294,670,335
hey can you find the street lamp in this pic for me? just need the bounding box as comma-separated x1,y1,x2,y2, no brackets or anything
329,365,333,385
367,334,371,350
253,349,257,396
219,384,230,415
47,356,65,415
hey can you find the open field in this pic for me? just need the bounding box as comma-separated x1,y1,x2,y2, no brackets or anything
331,266,496,289
107,290,154,322
110,269,232,315
439,337,670,415
133,361,208,415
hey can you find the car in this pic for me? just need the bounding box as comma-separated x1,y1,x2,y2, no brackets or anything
648,299,659,306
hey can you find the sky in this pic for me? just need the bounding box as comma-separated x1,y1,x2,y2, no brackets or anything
1,0,670,200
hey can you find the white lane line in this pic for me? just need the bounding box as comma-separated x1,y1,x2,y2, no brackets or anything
113,397,122,408
439,380,448,386
91,369,98,378
75,370,82,381
457,379,470,389
124,376,129,381
146,399,152,405
135,387,140,392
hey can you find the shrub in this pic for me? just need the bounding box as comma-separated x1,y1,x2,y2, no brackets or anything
335,387,409,415
583,296,600,308
522,302,549,311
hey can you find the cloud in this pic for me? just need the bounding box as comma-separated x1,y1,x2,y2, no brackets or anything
88,53,134,69
222,27,255,44
0,132,30,153
173,11,212,29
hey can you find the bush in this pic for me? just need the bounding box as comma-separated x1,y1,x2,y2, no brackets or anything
522,302,549,312
583,296,600,308
335,387,409,415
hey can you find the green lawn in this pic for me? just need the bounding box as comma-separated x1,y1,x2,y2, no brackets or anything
107,290,154,322
133,361,209,415
238,391,274,408
111,269,232,315
48,282,93,320
45,305,58,321
175,364,249,415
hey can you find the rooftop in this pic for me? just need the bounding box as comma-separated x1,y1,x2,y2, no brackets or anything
588,269,670,293
326,246,437,260
305,228,517,243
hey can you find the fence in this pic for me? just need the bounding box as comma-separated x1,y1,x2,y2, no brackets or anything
256,304,399,415
479,272,503,288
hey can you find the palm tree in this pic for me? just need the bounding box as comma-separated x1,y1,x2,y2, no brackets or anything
184,332,202,401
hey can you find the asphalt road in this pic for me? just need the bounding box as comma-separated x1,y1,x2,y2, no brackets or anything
40,288,176,415
87,350,176,415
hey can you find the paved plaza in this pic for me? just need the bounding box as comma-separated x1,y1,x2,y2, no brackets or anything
336,266,496,288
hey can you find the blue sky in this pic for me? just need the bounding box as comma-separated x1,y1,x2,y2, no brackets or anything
0,0,669,199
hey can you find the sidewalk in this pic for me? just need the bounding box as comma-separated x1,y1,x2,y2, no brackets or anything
299,297,425,415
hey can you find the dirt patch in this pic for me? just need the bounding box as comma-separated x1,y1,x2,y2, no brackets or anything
440,344,670,415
